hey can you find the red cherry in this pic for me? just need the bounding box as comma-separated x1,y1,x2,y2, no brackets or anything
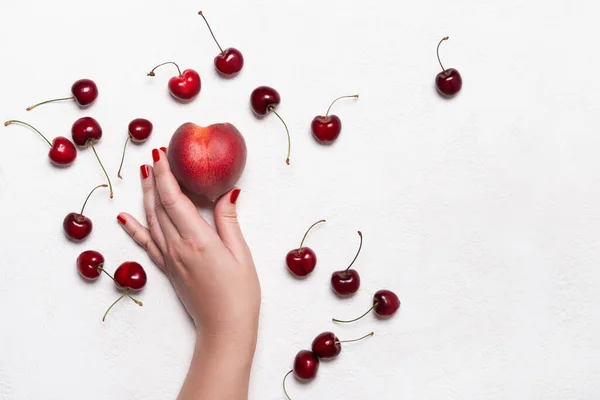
4,120,77,166
147,62,201,102
250,86,290,164
117,118,153,179
286,220,326,278
250,86,280,116
114,262,147,291
26,78,98,111
293,350,320,380
333,289,400,323
63,184,108,241
311,331,374,360
330,231,363,296
71,117,102,146
102,262,146,322
435,37,462,98
311,94,359,144
198,11,244,77
76,250,105,280
71,117,113,198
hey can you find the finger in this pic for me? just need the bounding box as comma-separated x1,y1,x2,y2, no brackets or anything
214,188,252,262
117,212,166,271
143,162,181,245
151,148,214,241
141,164,168,252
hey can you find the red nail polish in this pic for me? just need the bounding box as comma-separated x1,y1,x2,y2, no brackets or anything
160,147,167,153
117,215,126,224
140,165,150,179
152,148,160,162
230,188,241,204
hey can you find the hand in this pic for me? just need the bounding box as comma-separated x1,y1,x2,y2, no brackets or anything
117,148,261,342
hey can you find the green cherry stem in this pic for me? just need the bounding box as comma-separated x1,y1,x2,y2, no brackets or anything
268,106,291,165
89,141,113,198
332,302,379,324
283,370,293,400
437,36,450,72
298,219,326,253
335,331,374,345
26,96,74,111
147,62,182,77
325,94,359,117
116,136,131,179
343,231,363,275
79,184,108,216
102,289,128,322
4,120,52,147
198,11,225,54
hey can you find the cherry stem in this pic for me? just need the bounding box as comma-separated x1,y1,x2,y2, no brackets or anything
268,106,291,165
98,268,143,306
335,331,374,345
344,231,363,274
325,94,359,117
102,289,127,322
332,302,379,324
298,219,326,251
283,370,293,400
147,62,182,77
198,11,224,54
26,96,74,111
90,141,113,198
437,36,450,72
79,184,108,216
117,136,131,179
4,120,52,147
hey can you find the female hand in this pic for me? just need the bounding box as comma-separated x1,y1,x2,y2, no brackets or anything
117,148,260,399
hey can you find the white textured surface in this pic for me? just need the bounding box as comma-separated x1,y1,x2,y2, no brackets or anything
1,0,600,399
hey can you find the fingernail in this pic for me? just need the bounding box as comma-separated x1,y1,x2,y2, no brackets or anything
140,165,150,179
152,148,160,162
230,188,241,204
160,147,167,153
117,214,126,224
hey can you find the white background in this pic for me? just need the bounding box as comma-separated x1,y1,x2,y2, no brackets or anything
1,0,599,399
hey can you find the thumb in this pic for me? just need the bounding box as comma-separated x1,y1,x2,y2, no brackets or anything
214,188,251,262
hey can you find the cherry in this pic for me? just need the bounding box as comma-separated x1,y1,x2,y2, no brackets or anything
147,62,201,102
26,78,98,111
311,94,359,144
71,117,113,198
102,261,146,322
198,11,244,77
250,86,290,165
330,231,363,296
435,36,462,98
76,250,105,280
4,120,77,166
311,331,374,360
63,184,108,242
286,219,326,278
282,350,320,399
117,118,153,179
333,289,400,323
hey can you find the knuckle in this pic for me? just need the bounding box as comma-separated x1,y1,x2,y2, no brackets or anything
182,235,205,253
160,191,178,210
146,213,159,229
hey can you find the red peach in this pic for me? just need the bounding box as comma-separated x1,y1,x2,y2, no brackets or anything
167,122,247,201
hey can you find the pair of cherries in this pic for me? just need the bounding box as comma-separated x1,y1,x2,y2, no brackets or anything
76,250,146,321
286,220,363,296
147,11,244,102
283,330,374,399
249,87,360,164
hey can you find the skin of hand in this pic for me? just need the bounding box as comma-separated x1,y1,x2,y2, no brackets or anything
117,148,261,399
